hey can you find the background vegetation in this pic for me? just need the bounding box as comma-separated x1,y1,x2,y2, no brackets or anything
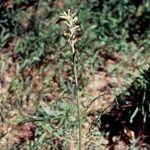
0,0,149,149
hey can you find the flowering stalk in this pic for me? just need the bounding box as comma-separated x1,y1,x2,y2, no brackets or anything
56,10,82,149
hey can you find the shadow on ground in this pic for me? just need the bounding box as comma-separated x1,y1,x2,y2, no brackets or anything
100,68,150,149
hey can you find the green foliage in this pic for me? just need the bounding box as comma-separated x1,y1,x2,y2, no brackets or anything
23,100,78,149
0,27,10,48
130,68,150,123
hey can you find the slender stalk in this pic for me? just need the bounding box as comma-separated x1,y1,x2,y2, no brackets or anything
57,10,82,149
77,94,82,150
72,47,82,150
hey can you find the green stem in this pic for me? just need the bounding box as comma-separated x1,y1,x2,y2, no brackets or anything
73,48,82,150
77,94,82,150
